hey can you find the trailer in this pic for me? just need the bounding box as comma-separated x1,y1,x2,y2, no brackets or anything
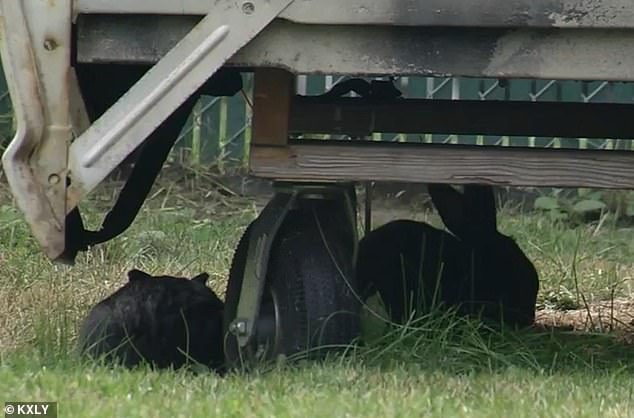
1,0,633,367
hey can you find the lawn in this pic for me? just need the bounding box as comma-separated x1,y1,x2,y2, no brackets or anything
1,171,634,417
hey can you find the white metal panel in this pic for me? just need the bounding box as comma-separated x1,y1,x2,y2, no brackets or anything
76,17,634,81
74,0,634,29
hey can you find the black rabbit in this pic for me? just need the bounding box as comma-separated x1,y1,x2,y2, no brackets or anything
78,269,225,371
357,184,539,327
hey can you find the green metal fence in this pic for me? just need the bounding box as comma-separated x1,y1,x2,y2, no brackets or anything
173,74,634,170
0,67,14,147
1,70,633,171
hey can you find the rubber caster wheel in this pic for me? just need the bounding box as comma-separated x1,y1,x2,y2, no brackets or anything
224,196,360,369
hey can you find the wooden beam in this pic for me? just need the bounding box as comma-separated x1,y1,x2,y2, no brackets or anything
251,68,294,146
289,97,634,139
250,141,634,189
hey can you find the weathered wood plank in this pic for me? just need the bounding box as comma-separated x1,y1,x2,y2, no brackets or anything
251,69,294,146
290,97,634,139
250,141,634,189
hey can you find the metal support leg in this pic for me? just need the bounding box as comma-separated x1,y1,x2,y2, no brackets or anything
0,0,73,259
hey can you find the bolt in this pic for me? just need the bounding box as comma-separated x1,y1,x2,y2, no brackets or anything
43,38,57,51
229,320,248,336
48,174,61,185
242,1,255,14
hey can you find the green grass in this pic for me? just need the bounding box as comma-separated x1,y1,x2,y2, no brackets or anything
1,174,634,417
1,359,633,418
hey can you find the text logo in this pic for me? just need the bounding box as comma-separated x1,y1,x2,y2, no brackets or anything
4,403,57,418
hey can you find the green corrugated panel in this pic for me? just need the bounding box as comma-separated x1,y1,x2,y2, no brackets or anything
457,77,481,100
199,96,221,160
1,70,634,164
306,74,327,95
0,65,14,146
224,92,249,164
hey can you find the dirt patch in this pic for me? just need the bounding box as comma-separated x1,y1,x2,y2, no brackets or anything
535,298,634,342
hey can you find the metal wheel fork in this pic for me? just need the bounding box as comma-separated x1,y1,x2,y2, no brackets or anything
229,189,297,349
229,183,358,350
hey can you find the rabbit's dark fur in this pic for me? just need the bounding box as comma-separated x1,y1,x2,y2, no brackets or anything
78,269,225,371
357,184,539,327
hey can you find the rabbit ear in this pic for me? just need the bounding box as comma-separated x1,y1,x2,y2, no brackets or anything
463,185,497,232
191,273,209,285
428,184,498,238
428,184,469,237
127,269,151,282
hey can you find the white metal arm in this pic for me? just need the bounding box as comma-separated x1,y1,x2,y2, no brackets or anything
0,0,73,259
0,0,294,260
66,0,294,209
